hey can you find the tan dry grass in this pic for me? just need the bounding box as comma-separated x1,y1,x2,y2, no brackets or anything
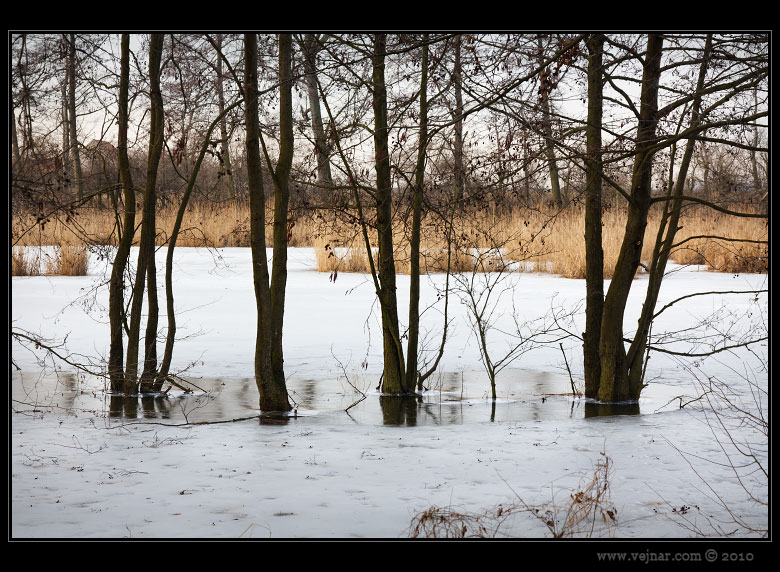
11,247,37,276
44,245,89,276
499,204,767,278
11,245,89,276
13,200,767,278
314,239,372,274
670,209,768,273
46,246,89,276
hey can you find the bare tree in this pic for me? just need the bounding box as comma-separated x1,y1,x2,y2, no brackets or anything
582,33,605,397
243,33,292,411
299,33,333,190
125,34,165,393
67,34,85,202
371,34,407,393
107,33,136,392
582,34,769,402
215,33,237,200
536,34,563,208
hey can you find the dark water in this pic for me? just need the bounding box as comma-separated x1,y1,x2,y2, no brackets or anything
12,369,643,426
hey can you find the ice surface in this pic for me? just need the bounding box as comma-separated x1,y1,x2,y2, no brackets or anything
11,247,768,538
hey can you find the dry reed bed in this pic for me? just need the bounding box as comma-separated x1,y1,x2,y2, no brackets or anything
12,201,767,278
313,204,768,278
12,245,89,276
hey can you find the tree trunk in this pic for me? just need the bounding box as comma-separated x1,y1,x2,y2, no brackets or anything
127,34,164,393
302,33,333,190
17,35,34,160
597,34,663,403
244,33,291,411
67,34,84,202
625,34,713,396
108,34,136,393
244,33,275,405
373,34,407,394
406,34,428,389
215,34,236,200
137,34,166,392
60,38,70,184
269,33,294,395
537,35,562,208
751,86,761,191
583,34,605,399
452,34,466,209
11,102,21,171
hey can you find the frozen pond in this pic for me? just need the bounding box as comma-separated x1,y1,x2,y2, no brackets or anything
12,372,652,427
11,247,767,538
13,369,654,427
12,365,766,539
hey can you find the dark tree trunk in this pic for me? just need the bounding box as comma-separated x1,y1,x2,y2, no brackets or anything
244,33,276,406
127,34,164,394
625,34,713,395
138,34,166,392
373,34,407,394
17,35,34,160
243,33,292,411
406,34,428,389
108,34,136,392
597,34,663,402
583,34,605,399
269,33,294,393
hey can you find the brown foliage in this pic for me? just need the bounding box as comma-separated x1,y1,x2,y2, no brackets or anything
12,200,766,278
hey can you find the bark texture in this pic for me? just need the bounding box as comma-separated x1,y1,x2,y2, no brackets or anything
108,34,135,392
243,33,292,411
373,34,407,394
126,34,164,393
597,34,663,402
583,34,605,398
406,34,428,389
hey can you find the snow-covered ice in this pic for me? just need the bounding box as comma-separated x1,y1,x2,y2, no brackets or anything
11,247,768,538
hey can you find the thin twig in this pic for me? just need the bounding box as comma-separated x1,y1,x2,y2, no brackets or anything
559,342,579,397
